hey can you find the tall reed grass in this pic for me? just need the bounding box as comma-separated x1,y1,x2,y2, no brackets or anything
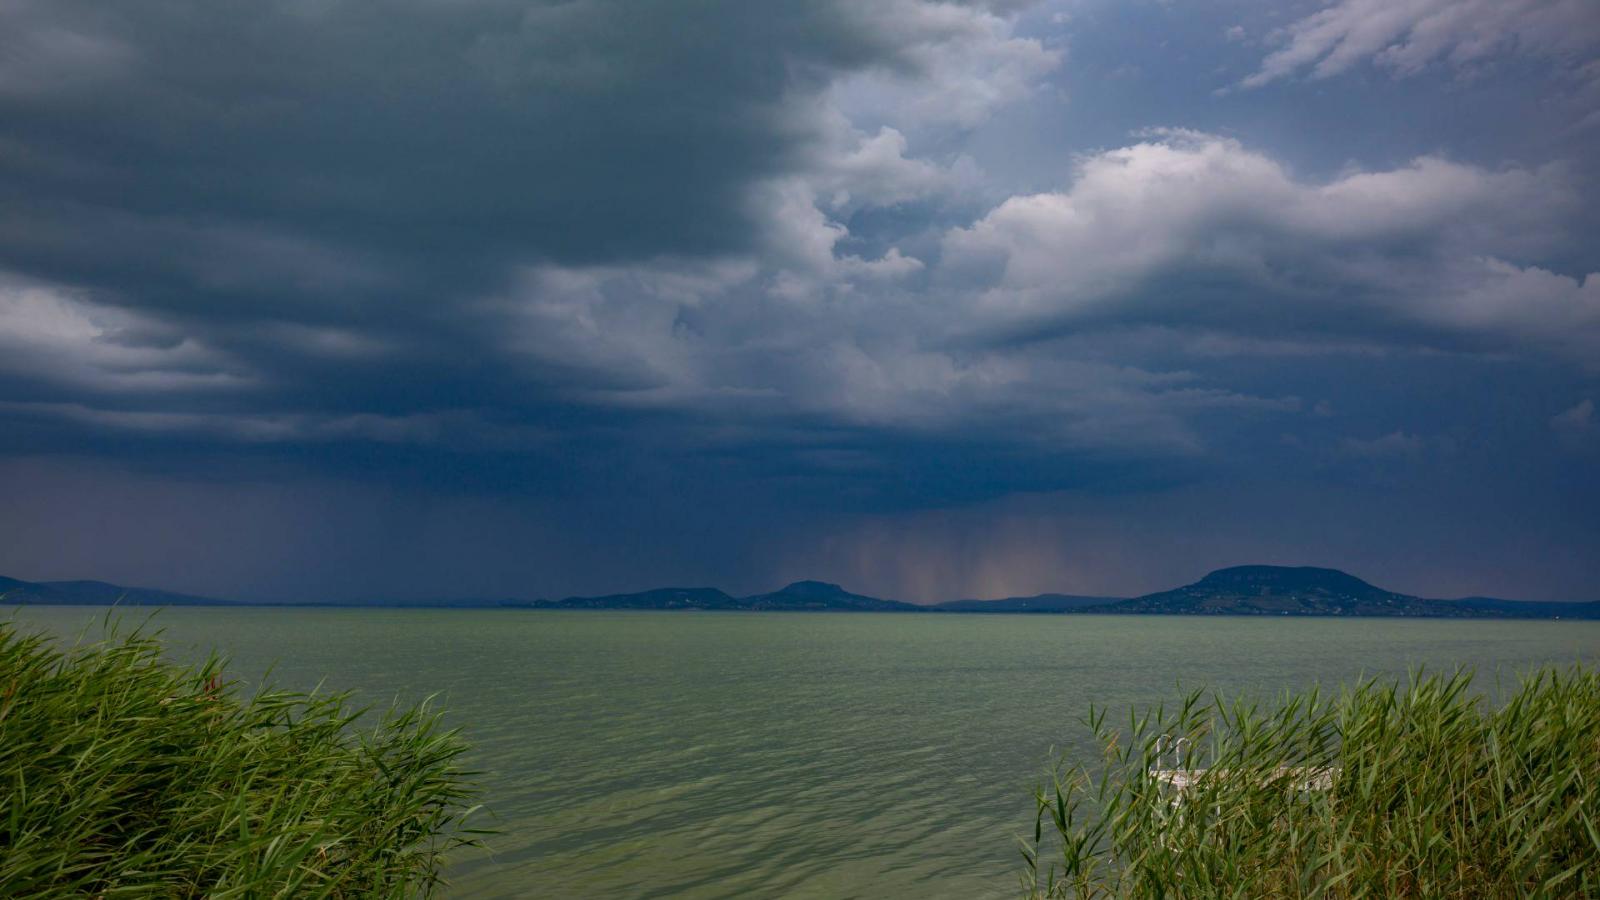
0,618,483,897
1024,668,1600,898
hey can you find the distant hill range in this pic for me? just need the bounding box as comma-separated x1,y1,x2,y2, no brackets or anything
935,593,1123,613
526,581,920,612
3,566,1596,619
0,576,229,607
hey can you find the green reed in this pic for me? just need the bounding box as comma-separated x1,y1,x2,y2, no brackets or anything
1024,668,1600,898
0,618,484,898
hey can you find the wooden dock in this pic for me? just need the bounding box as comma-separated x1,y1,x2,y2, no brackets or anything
1150,766,1337,793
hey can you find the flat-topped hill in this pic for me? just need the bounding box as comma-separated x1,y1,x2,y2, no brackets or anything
1109,565,1599,618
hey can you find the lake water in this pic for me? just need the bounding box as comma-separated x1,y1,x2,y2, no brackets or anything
6,608,1597,898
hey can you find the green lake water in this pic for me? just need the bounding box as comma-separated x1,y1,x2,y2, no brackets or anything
6,608,1597,898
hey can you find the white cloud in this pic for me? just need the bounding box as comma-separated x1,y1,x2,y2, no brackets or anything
809,125,956,213
0,275,249,393
1242,0,1600,88
832,1,1061,129
735,1,1054,303
940,131,1593,362
744,175,927,293
1422,259,1600,366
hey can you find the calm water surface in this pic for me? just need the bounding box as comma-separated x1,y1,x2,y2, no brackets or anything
7,608,1597,899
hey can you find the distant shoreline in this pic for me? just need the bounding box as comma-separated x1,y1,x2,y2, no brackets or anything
8,600,1599,621
6,565,1597,619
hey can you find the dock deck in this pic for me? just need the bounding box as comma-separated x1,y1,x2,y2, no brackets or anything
1150,766,1337,793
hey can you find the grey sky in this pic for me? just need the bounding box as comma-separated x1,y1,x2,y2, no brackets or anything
1,0,1596,602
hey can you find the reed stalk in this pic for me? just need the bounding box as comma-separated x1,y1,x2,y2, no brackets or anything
0,618,484,898
1024,668,1600,898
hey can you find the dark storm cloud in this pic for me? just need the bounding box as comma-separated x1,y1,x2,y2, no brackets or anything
0,0,1050,424
2,0,872,277
0,0,1038,457
0,0,1062,458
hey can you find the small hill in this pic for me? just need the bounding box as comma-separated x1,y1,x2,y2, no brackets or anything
935,593,1124,613
0,576,229,606
1106,566,1600,618
1108,565,1435,616
739,580,920,611
533,587,738,610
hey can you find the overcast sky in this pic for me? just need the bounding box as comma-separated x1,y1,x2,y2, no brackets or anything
2,0,1597,603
